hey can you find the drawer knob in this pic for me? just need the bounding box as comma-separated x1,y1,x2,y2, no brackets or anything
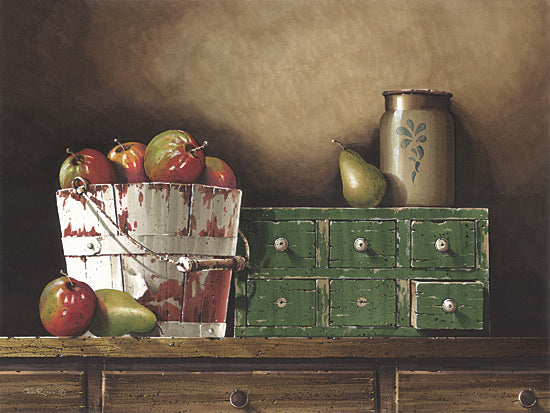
276,297,287,308
435,237,450,252
356,297,368,307
274,237,289,252
441,298,458,313
518,389,537,408
353,237,369,253
230,389,249,409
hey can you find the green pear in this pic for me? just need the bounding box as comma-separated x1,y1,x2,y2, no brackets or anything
89,289,157,337
333,140,387,207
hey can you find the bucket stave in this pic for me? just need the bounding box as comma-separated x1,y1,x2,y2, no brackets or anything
56,182,242,337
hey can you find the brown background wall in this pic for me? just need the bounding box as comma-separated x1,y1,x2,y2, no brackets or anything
0,0,548,336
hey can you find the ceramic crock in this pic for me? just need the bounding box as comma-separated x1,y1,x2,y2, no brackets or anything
380,89,455,206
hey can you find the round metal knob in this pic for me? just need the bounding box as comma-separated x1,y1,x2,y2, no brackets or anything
435,237,450,252
230,389,249,409
274,237,289,252
518,389,537,408
356,297,367,308
276,297,287,308
441,298,457,313
353,237,369,253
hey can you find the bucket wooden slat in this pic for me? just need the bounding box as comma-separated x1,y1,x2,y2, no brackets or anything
167,184,192,236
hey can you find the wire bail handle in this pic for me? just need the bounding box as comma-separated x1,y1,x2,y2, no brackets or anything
70,177,249,273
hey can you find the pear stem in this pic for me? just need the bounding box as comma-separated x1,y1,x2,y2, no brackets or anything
190,140,208,154
332,139,346,150
59,270,75,288
66,148,83,164
114,138,127,151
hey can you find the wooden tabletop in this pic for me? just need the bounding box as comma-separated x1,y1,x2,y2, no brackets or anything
0,337,547,359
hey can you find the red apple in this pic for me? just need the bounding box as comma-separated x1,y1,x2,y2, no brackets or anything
144,130,207,184
59,148,116,189
199,156,237,189
107,139,148,183
39,273,97,337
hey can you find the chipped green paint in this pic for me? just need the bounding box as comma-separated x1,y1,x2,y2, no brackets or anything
316,219,330,268
246,267,489,281
240,207,488,221
237,207,489,337
330,221,396,268
247,279,316,326
316,279,330,327
477,219,489,269
396,219,411,267
396,279,410,326
330,280,396,326
246,220,316,268
411,281,484,330
411,220,476,268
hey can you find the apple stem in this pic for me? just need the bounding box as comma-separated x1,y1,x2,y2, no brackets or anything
66,148,83,164
114,138,127,151
332,139,346,150
190,140,208,155
59,270,75,288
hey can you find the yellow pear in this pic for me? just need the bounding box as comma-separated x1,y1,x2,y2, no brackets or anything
333,140,387,207
89,289,157,337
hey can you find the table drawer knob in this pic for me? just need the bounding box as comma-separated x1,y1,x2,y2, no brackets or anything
518,389,537,408
230,389,249,408
274,237,289,252
353,237,369,252
441,298,457,313
435,237,450,252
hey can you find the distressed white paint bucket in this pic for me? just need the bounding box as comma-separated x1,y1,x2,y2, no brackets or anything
56,182,242,337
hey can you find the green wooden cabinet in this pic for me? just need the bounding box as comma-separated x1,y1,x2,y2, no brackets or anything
235,208,489,337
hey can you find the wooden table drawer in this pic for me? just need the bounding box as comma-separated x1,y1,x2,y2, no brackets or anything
330,279,396,326
0,371,85,412
329,220,396,268
246,220,316,268
103,370,376,412
411,281,484,330
398,371,550,412
247,279,316,326
411,220,476,268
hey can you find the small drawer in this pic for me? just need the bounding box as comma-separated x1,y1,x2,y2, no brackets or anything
330,279,396,326
329,220,396,268
103,370,376,411
0,371,85,411
246,220,316,268
398,371,549,411
247,279,316,326
411,220,476,268
411,281,484,330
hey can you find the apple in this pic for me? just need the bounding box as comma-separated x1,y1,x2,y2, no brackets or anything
144,130,207,184
39,272,97,337
198,156,237,189
107,139,148,183
59,148,116,189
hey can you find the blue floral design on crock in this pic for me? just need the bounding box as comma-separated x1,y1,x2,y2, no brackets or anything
396,119,427,184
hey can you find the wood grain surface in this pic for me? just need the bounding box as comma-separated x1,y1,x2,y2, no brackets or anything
103,370,376,412
398,371,549,412
0,337,547,359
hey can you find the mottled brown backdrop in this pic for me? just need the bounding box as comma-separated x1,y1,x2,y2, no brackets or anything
1,0,548,336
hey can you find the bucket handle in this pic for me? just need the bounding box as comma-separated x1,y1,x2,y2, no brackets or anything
71,177,249,273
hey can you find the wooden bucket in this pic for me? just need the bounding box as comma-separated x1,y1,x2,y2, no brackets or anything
56,182,243,337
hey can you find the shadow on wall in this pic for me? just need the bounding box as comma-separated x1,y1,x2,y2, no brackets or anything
454,102,549,336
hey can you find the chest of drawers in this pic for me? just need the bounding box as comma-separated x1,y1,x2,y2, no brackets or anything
235,207,489,337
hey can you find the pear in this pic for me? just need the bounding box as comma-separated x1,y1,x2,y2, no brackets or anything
89,289,157,337
333,140,387,207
